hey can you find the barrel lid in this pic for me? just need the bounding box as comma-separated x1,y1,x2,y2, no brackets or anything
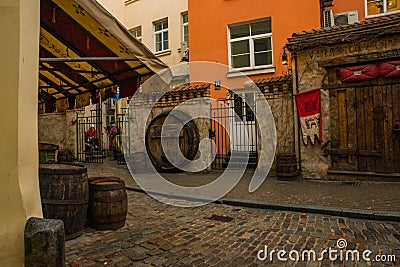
89,178,125,190
38,143,59,151
39,163,87,175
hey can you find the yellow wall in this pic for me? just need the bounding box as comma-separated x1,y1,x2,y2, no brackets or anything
0,0,42,265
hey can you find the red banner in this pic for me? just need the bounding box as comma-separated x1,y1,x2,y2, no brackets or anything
339,64,379,83
295,88,321,145
339,60,400,83
379,61,400,78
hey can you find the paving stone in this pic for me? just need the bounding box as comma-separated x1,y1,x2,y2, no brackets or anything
65,189,400,266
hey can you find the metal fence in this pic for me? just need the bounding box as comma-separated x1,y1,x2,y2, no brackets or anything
210,93,258,169
76,104,103,163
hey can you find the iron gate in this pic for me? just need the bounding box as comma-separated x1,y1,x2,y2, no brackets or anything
210,92,258,169
76,104,103,163
115,107,129,164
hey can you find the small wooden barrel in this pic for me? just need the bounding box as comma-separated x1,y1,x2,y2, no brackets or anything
276,153,298,181
39,164,88,240
39,143,59,164
88,178,128,230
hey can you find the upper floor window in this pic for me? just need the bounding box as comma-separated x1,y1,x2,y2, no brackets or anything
365,0,400,17
129,26,142,42
154,18,169,52
228,18,273,70
182,12,189,44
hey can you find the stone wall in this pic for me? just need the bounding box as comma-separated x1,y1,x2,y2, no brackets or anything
38,110,84,158
254,77,296,174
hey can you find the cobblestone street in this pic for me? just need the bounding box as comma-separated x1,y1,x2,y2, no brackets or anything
66,190,400,267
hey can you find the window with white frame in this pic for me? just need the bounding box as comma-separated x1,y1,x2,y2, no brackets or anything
153,18,169,52
182,12,189,44
365,0,400,17
228,18,273,70
129,26,142,42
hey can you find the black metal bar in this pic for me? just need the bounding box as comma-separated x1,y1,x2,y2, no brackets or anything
40,57,141,62
40,66,103,75
76,105,104,164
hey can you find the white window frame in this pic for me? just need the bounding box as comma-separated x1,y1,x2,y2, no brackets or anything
365,0,400,18
182,12,189,44
129,26,142,42
153,18,169,53
227,18,274,72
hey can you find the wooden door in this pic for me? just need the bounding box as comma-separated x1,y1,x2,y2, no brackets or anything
328,78,400,174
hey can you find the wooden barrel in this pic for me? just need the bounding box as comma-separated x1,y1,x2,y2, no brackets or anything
39,164,88,240
38,143,59,164
57,150,74,163
145,111,199,172
88,178,128,230
276,153,298,180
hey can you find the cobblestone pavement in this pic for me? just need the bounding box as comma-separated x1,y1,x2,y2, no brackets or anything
66,190,400,266
84,159,400,212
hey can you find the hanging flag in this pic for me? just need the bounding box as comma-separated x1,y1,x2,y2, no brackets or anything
295,88,322,145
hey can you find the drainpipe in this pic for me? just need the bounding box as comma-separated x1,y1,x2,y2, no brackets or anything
293,53,302,173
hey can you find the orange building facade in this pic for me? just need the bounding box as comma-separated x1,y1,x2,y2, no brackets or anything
188,0,400,91
188,0,321,89
187,0,400,171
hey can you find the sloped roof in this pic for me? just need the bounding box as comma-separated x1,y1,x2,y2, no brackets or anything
39,0,168,104
287,14,400,51
253,75,292,85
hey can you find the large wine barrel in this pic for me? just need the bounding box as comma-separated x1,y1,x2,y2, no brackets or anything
88,178,128,230
145,111,199,172
276,153,298,180
39,164,88,240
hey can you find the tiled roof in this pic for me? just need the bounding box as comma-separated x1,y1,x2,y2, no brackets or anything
287,14,400,51
253,75,292,85
170,83,211,92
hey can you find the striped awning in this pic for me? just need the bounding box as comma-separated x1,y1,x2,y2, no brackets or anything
39,0,168,108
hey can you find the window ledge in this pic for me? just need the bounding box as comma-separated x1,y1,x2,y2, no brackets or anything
227,66,276,78
365,10,400,18
154,50,171,57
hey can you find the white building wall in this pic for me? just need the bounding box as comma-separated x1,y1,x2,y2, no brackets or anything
97,0,188,69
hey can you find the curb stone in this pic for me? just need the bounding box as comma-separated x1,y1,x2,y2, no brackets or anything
126,186,400,222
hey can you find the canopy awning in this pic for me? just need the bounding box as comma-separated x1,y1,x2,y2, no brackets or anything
39,0,168,106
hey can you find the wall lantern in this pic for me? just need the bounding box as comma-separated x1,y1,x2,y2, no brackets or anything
282,48,288,66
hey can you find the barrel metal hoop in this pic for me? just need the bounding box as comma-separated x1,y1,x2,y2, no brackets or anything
276,172,299,177
90,196,127,203
41,199,88,205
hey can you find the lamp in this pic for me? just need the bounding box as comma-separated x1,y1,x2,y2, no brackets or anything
282,49,288,65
